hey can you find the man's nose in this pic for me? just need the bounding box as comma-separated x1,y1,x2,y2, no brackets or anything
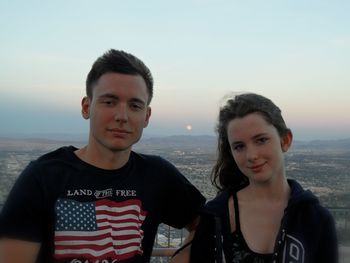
114,103,128,123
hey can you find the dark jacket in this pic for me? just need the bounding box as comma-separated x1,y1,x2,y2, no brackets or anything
190,179,338,263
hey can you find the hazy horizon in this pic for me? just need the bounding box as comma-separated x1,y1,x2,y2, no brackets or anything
1,131,349,143
1,1,350,141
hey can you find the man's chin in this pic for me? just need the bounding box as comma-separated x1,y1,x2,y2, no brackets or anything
109,145,132,152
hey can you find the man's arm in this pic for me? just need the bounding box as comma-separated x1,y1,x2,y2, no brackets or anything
0,239,40,263
168,216,200,263
185,215,200,233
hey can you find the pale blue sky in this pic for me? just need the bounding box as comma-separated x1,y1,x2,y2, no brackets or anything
0,0,349,140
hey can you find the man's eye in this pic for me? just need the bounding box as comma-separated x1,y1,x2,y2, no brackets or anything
257,137,268,144
102,100,115,105
130,103,144,110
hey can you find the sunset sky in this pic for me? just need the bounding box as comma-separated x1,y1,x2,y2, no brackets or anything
1,0,349,141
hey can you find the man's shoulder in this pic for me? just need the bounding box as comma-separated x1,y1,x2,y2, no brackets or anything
130,151,181,177
131,151,170,165
35,145,76,164
202,190,230,215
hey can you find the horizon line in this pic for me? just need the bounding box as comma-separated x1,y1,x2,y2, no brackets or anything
0,133,350,143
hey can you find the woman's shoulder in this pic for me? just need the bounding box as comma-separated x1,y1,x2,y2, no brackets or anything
201,190,231,216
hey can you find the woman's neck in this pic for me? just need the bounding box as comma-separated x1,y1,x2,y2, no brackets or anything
240,177,291,203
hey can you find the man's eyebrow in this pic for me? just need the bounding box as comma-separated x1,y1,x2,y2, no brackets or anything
129,97,146,105
98,93,118,99
98,94,147,105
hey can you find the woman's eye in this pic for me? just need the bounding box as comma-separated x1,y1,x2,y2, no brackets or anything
233,144,245,151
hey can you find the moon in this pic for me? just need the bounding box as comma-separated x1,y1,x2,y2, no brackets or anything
186,124,192,131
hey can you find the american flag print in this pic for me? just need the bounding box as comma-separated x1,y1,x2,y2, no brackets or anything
54,198,147,261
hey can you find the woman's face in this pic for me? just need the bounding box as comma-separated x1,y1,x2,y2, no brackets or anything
226,112,292,185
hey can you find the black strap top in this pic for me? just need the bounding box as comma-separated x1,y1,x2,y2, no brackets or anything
227,192,273,263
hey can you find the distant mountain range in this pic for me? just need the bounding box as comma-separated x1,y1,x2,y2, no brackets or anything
138,135,350,152
1,135,349,152
292,138,350,151
141,134,350,144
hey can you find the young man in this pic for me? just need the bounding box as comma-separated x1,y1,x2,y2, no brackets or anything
0,49,205,263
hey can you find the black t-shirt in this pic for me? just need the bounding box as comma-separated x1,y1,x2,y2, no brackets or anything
0,146,205,263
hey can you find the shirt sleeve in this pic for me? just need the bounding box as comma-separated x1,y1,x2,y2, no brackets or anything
0,161,47,242
156,158,206,229
190,214,216,263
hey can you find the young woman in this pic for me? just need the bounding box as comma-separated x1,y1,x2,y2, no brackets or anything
171,93,338,263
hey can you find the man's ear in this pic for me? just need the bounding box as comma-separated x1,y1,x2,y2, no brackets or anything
143,107,152,128
281,131,293,152
81,96,90,120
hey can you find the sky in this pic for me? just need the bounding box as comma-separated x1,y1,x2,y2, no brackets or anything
0,0,349,141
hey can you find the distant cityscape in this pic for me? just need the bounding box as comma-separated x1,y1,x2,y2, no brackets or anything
0,136,349,250
135,135,350,207
1,135,349,207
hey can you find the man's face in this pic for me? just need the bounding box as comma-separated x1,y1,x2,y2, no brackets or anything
82,72,151,153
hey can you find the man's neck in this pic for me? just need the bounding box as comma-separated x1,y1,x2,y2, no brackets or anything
75,145,131,170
